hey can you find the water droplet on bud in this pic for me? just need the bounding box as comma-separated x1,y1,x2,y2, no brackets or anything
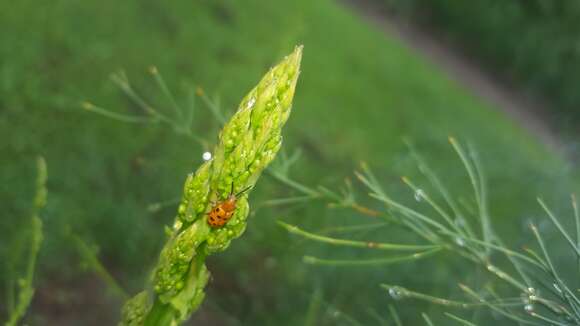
202,151,212,161
178,204,186,215
247,97,256,109
414,189,425,202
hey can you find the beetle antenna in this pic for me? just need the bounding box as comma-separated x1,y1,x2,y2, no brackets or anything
235,185,253,197
230,182,234,195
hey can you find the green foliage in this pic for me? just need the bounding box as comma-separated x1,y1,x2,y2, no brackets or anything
381,0,580,125
119,46,302,325
4,158,45,326
280,139,580,324
1,0,576,324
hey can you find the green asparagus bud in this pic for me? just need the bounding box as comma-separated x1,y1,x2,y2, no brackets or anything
120,45,303,326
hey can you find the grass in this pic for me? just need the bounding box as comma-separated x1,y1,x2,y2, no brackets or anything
0,0,577,324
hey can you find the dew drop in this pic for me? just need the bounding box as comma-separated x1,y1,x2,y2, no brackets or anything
202,151,212,161
414,189,425,202
177,204,186,215
455,237,465,247
524,304,534,314
247,97,256,109
388,287,403,300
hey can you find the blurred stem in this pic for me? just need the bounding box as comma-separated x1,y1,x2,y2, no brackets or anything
5,157,46,326
143,299,175,326
6,279,15,317
70,234,128,300
388,305,402,326
304,288,322,326
368,309,389,326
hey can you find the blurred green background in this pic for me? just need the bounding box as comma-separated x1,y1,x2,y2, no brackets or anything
1,0,578,324
380,0,580,129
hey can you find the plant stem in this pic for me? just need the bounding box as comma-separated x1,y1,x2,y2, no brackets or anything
143,299,176,326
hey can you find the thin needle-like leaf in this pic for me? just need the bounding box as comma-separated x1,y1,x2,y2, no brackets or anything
573,194,580,271
279,221,441,251
445,313,478,326
269,170,320,197
485,264,528,292
82,102,152,123
530,224,580,316
367,308,389,326
388,305,402,326
197,88,226,125
316,222,390,236
111,71,172,123
149,66,184,120
303,248,442,266
405,139,464,227
6,157,46,326
369,193,446,232
260,195,316,207
527,312,570,326
469,144,492,255
422,313,435,326
401,176,462,235
459,284,542,325
304,287,322,326
382,284,472,308
538,198,580,257
437,229,545,269
494,236,533,287
448,137,481,209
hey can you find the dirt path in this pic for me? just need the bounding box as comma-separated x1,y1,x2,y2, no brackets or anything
342,0,565,153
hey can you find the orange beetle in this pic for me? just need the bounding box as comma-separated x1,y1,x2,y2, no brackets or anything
207,183,251,228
